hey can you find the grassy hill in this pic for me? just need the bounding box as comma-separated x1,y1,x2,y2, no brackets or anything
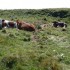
0,9,70,70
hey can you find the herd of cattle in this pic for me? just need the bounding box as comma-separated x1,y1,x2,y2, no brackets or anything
0,19,67,31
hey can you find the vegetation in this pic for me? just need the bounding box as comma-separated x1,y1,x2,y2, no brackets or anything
0,8,70,70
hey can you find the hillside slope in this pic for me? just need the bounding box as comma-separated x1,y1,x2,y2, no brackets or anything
0,9,70,70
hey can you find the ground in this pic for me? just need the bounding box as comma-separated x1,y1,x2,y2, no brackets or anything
0,9,70,70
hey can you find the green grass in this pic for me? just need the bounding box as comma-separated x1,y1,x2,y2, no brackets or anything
0,9,70,70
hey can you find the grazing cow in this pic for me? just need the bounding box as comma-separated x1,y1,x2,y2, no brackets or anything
16,20,35,31
52,21,67,28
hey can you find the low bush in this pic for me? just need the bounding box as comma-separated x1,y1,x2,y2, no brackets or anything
1,56,18,69
39,56,62,70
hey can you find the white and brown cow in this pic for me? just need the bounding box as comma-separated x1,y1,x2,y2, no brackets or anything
0,19,17,28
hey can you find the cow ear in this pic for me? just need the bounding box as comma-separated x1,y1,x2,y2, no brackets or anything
2,19,5,22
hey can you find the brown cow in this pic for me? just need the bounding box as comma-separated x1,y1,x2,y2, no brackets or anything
16,20,35,31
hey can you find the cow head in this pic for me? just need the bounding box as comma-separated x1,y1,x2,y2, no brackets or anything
2,19,7,28
52,21,58,27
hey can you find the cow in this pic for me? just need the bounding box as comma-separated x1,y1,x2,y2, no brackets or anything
52,21,67,28
16,20,35,31
2,20,17,28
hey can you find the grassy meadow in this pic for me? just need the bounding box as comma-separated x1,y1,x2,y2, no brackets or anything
0,9,70,70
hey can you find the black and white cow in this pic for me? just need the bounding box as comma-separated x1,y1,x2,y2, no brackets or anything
52,21,67,28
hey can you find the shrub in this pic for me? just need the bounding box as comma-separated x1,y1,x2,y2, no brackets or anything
9,33,16,38
48,10,69,18
43,17,47,21
36,24,42,29
1,56,18,69
2,29,7,33
39,57,62,70
23,37,31,41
